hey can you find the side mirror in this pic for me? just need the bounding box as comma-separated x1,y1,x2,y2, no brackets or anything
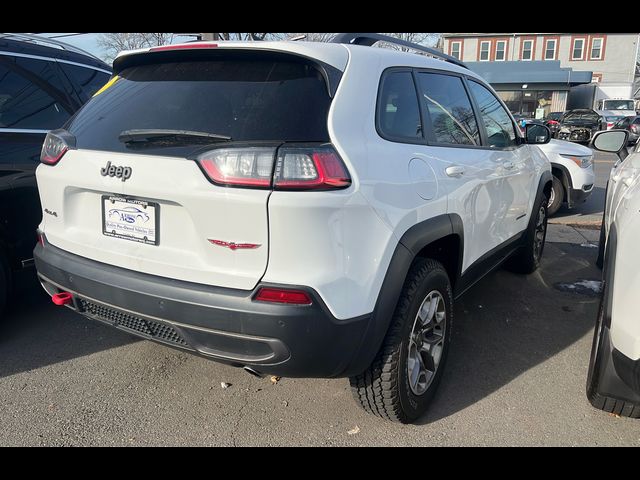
590,129,629,161
525,123,551,144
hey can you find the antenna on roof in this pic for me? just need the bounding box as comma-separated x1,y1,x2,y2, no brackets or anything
330,33,468,70
290,35,307,42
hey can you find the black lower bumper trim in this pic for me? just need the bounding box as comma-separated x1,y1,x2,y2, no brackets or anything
34,242,371,378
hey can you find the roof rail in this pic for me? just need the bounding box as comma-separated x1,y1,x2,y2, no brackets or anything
330,33,468,70
0,33,102,61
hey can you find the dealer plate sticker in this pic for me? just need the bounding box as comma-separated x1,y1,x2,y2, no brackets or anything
102,196,158,245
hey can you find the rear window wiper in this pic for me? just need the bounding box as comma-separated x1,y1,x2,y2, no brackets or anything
118,129,232,146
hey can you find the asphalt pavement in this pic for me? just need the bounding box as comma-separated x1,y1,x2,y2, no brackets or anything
1,222,638,446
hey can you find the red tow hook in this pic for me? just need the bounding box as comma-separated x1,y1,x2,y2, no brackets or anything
51,292,73,306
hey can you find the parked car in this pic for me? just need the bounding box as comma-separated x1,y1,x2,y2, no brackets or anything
612,115,640,145
33,33,552,423
603,113,626,130
536,139,595,215
544,112,564,138
557,109,604,143
0,33,111,318
588,130,640,418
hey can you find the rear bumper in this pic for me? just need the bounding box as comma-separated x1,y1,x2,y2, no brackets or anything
34,241,371,378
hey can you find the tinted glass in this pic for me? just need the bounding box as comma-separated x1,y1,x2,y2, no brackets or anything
0,55,73,129
468,81,517,148
68,59,332,156
377,71,421,140
59,63,110,102
416,73,479,146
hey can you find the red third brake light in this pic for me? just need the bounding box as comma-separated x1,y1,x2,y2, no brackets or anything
150,43,218,52
254,287,313,305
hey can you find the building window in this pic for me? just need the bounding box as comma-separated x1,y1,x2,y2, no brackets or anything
521,40,533,61
590,37,604,60
450,41,462,60
495,40,506,61
571,38,585,60
479,41,490,61
544,39,557,60
592,73,603,83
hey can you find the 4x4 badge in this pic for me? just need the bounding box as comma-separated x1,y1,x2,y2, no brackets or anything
100,161,132,182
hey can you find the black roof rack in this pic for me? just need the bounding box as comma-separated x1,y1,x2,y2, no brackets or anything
330,33,468,70
0,33,102,61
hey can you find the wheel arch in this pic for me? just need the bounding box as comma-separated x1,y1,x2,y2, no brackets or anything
345,213,463,375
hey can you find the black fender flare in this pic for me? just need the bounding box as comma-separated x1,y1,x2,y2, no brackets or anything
344,213,463,375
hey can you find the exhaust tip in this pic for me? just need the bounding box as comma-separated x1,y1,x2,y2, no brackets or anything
243,366,264,378
52,292,73,306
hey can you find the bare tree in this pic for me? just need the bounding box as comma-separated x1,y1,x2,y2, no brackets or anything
208,33,285,41
97,33,175,62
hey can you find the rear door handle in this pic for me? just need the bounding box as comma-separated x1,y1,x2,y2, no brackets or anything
503,161,515,170
445,166,465,177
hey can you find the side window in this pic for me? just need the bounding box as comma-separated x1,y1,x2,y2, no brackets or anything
467,80,518,148
58,63,110,102
416,72,479,146
0,55,73,130
377,71,422,141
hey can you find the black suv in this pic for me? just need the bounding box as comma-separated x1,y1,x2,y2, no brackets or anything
0,33,111,316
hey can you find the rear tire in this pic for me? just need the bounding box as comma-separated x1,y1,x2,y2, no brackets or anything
547,175,563,216
350,258,453,423
506,192,549,274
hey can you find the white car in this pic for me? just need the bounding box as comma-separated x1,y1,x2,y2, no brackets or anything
33,33,552,423
588,130,640,418
536,139,595,216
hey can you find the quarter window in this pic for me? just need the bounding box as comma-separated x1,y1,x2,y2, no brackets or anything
59,64,111,102
0,55,73,130
416,73,479,146
521,40,533,60
544,39,557,60
467,81,517,149
495,41,506,61
377,71,422,141
479,41,490,61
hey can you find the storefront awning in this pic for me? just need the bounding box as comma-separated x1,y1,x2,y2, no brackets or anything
465,61,592,86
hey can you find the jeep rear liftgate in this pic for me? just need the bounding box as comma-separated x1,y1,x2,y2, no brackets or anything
36,53,337,290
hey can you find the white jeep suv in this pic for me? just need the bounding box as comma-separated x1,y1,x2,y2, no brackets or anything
34,33,552,423
588,130,640,418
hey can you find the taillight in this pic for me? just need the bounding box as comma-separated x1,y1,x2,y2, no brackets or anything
547,120,558,125
40,131,72,165
254,287,313,305
607,122,614,129
195,144,351,191
631,124,639,134
197,147,276,188
273,146,351,190
150,43,218,52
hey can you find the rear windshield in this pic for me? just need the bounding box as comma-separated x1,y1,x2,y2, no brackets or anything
67,58,332,156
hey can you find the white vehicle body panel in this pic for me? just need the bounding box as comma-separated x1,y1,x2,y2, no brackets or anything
36,41,551,321
36,150,271,290
603,142,640,360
